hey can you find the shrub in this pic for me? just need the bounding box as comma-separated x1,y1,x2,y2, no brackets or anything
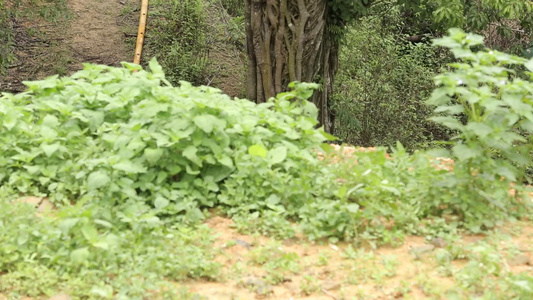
424,28,533,231
0,59,334,225
333,9,451,149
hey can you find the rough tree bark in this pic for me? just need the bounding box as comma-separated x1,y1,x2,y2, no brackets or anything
245,0,339,133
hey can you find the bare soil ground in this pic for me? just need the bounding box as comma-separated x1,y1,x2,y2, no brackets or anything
182,216,533,300
66,0,131,70
0,0,132,93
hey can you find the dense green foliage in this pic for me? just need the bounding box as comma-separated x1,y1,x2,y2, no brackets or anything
0,59,333,224
0,59,333,297
333,9,450,149
399,0,533,32
427,29,533,222
0,199,217,298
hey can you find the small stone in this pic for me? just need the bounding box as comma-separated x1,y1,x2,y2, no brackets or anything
234,239,251,249
242,277,272,297
255,284,273,296
322,280,341,291
430,237,447,248
508,254,531,267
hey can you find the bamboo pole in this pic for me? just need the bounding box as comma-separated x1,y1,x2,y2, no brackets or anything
133,0,149,65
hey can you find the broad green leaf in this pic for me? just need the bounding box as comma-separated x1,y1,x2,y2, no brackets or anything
154,196,169,209
40,126,58,140
193,115,220,133
2,110,18,130
144,148,164,165
452,144,482,161
267,146,287,164
203,165,233,182
248,144,267,158
81,224,98,242
59,218,79,235
185,164,200,175
42,115,60,127
41,143,60,157
434,105,464,114
218,156,234,168
427,88,452,105
183,145,202,166
149,57,164,76
466,122,492,138
92,241,109,250
87,171,110,191
429,116,464,130
525,58,533,72
70,247,90,265
94,219,113,228
346,203,359,213
113,160,147,173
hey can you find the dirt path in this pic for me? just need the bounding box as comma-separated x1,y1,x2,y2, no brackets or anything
0,0,133,93
66,0,131,70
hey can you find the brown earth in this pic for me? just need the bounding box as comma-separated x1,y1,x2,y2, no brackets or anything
183,216,532,300
0,0,133,93
66,0,131,70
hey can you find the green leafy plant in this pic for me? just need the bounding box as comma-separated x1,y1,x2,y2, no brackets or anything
333,6,450,149
249,242,300,284
426,28,533,231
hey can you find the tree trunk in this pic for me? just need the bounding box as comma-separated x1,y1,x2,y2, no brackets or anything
245,0,338,133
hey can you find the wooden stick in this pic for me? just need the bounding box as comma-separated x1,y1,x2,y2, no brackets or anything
133,0,149,66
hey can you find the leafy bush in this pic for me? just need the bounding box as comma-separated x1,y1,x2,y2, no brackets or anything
311,29,533,242
0,59,335,225
0,196,219,298
424,28,533,230
0,58,335,297
333,9,451,149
